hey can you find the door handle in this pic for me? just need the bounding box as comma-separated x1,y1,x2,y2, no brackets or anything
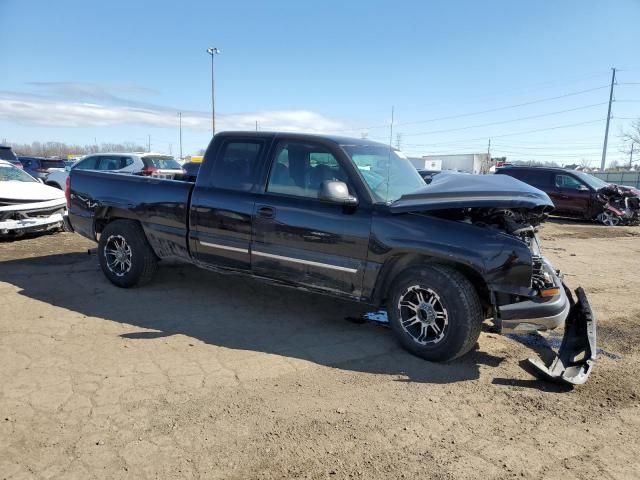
257,205,275,219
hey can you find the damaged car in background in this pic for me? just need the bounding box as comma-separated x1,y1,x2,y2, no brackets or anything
595,183,640,226
496,165,640,226
0,160,67,237
66,132,596,385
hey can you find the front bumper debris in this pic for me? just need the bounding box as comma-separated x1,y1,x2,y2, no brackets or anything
527,286,596,385
0,212,64,235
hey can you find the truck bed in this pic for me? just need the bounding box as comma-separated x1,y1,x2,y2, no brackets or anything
68,170,194,259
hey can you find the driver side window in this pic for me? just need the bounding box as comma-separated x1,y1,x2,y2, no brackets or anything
266,142,351,199
555,174,584,190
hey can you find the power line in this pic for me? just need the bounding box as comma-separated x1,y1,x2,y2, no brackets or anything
492,149,602,158
491,144,604,151
401,102,607,137
328,84,611,134
394,85,610,129
400,118,607,147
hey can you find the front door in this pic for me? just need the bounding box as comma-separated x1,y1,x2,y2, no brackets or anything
552,173,592,216
252,140,371,298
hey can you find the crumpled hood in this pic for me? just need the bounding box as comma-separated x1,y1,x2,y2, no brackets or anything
600,184,640,197
390,173,554,213
0,181,65,202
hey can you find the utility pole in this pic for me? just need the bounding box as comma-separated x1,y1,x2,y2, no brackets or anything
179,112,183,161
631,142,635,168
255,120,259,131
147,134,151,153
484,139,492,174
206,47,221,136
601,67,616,171
395,132,402,150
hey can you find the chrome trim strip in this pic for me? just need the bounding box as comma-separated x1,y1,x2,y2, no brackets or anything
252,250,358,274
199,241,249,254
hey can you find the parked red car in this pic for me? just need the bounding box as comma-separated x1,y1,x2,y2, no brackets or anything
495,166,640,226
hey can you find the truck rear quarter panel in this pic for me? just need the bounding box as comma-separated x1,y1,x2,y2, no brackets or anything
68,171,193,259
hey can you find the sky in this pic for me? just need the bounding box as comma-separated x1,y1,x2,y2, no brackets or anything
1,0,639,166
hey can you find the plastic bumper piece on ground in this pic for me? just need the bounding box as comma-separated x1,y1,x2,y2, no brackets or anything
527,286,596,385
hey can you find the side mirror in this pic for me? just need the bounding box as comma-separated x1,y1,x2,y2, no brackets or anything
318,180,358,206
65,165,72,172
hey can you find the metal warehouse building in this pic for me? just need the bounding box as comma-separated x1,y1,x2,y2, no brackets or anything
408,153,490,174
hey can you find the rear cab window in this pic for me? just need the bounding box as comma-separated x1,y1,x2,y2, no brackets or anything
210,141,265,191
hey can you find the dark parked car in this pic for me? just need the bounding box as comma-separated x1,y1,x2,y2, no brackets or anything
18,156,66,181
417,169,441,184
180,161,201,181
66,132,595,384
0,145,23,169
417,169,466,184
495,166,640,225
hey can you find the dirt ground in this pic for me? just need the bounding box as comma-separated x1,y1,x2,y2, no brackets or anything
1,219,639,479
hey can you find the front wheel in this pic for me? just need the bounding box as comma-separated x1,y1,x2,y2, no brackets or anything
596,211,621,226
98,220,158,288
387,264,483,362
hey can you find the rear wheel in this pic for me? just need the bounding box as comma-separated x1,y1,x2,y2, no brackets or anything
387,264,483,362
98,220,158,288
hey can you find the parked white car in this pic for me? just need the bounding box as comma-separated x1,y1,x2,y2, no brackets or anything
0,160,66,236
45,153,183,189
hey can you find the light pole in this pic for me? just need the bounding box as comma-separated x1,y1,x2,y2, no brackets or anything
206,47,221,136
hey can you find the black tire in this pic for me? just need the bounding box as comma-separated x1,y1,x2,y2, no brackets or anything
98,220,158,288
387,264,483,362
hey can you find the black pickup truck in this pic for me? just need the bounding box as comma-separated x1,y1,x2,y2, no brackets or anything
67,132,596,384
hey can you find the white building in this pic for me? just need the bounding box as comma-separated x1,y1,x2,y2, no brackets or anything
408,153,490,174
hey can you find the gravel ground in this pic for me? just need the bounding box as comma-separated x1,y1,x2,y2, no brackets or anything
1,220,639,479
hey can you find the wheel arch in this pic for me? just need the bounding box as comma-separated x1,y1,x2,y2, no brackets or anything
371,254,490,310
93,207,141,236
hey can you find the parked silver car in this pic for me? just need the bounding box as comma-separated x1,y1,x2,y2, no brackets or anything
45,153,183,189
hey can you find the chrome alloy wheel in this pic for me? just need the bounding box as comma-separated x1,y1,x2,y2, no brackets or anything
104,234,132,277
397,285,449,345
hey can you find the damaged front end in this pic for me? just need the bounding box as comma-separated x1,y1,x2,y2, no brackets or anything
0,198,66,236
392,174,597,384
595,184,640,226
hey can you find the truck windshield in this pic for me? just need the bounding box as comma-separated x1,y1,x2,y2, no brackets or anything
341,145,425,203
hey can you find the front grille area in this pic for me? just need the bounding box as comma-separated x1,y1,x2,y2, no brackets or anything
0,205,65,222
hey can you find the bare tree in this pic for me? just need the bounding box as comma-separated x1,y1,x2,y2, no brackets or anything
622,119,640,145
579,158,592,169
9,141,147,158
